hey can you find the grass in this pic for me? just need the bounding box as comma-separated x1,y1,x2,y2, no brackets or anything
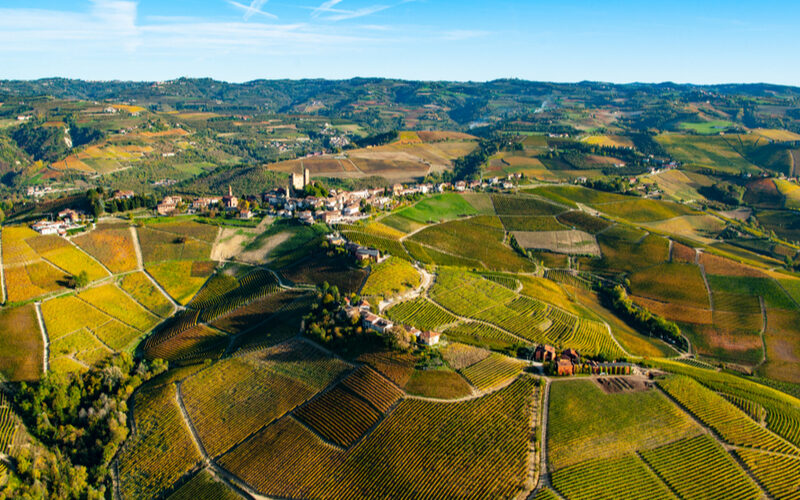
360,256,420,299
0,304,43,381
380,213,427,233
137,225,212,263
72,227,138,273
548,380,699,470
591,225,669,274
678,120,737,134
394,193,478,223
629,263,710,307
146,261,210,305
403,368,474,399
460,192,496,215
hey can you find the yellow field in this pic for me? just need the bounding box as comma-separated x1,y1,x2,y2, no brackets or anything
753,128,800,142
51,156,94,172
42,295,111,339
111,104,146,114
40,245,109,282
78,284,160,332
582,135,634,148
396,131,422,144
146,261,209,305
1,226,41,265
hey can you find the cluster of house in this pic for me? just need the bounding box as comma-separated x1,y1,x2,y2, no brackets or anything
31,209,88,235
533,344,631,376
325,234,382,262
26,185,56,198
342,299,441,346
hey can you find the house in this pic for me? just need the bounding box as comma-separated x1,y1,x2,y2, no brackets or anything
408,326,421,339
319,211,341,225
112,190,135,200
157,196,182,216
191,197,221,210
534,344,556,362
58,209,82,223
362,312,393,334
343,203,360,216
557,359,574,376
222,185,238,209
454,181,467,192
298,211,314,225
561,348,580,363
31,220,62,235
355,247,380,262
420,330,441,346
239,209,253,220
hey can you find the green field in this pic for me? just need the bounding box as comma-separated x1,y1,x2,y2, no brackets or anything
393,193,478,223
360,257,420,299
678,120,737,134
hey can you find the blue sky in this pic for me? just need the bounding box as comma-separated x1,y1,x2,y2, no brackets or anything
0,0,798,84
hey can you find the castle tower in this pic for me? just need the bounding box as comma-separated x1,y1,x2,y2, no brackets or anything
228,185,233,197
303,168,310,187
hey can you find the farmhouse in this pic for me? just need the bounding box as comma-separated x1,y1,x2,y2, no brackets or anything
419,330,441,346
112,190,135,200
157,196,182,215
191,196,221,210
557,359,574,376
534,344,556,362
362,312,393,334
562,348,580,363
355,247,380,262
31,220,63,235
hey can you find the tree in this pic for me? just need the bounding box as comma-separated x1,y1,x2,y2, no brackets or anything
69,270,89,289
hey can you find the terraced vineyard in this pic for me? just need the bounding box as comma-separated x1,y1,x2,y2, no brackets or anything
0,394,18,456
385,297,457,330
640,435,760,499
460,353,524,390
143,325,228,365
191,269,280,323
119,271,174,317
117,384,202,499
360,256,420,299
340,366,404,412
220,376,538,499
658,376,799,455
734,448,800,499
294,386,382,447
443,321,524,351
166,469,243,500
551,454,675,500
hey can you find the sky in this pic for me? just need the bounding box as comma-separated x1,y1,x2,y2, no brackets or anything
0,0,798,85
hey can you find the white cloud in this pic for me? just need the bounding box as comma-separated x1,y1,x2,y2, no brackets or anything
311,0,344,18
326,5,390,21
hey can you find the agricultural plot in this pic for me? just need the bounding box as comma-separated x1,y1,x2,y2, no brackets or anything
340,365,404,413
220,376,537,500
640,435,760,500
698,251,767,278
656,133,761,174
548,379,700,470
36,243,109,282
72,227,138,273
49,328,112,371
443,322,524,352
551,454,675,500
525,185,628,208
78,283,160,331
460,353,524,391
593,198,700,223
393,193,478,223
658,376,798,455
490,194,566,216
707,274,795,310
629,263,710,307
512,230,601,256
759,308,800,384
137,225,213,263
460,192,496,215
119,271,174,317
357,350,416,387
117,384,202,499
340,231,410,260
403,368,473,399
182,341,349,456
404,239,483,268
429,268,517,317
385,297,457,331
556,210,611,234
591,225,669,273
440,342,490,370
279,252,368,293
3,261,66,302
0,394,19,457
360,257,420,299
190,269,279,322
735,448,800,499
380,213,427,234
211,289,305,335
0,304,43,381
294,386,382,447
143,325,228,365
409,216,536,271
147,261,211,305
500,215,566,232
167,469,243,500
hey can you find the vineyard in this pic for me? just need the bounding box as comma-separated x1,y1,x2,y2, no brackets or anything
143,325,228,365
340,366,404,412
0,304,44,381
294,386,382,447
357,350,416,387
182,341,349,457
490,194,565,216
220,376,538,499
78,283,161,332
551,454,676,500
146,261,211,305
640,435,760,499
117,384,202,499
440,342,491,370
360,257,420,299
460,353,524,391
72,227,138,273
166,469,243,500
0,393,19,456
734,448,800,499
190,269,279,322
212,289,306,335
119,271,174,317
339,230,410,259
548,380,700,470
385,297,457,330
403,368,474,399
443,321,523,351
658,376,799,455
